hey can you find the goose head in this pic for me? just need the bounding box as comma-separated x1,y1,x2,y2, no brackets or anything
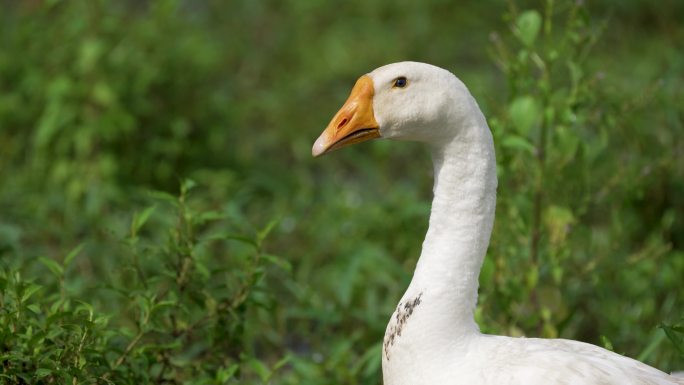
312,61,476,156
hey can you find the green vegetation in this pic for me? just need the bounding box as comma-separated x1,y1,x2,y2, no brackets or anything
0,0,682,383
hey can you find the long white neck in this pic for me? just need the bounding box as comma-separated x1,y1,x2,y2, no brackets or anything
418,119,497,333
383,107,497,362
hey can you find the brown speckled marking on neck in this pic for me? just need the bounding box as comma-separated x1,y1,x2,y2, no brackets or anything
383,292,423,360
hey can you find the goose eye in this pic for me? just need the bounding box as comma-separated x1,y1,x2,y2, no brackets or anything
393,77,407,88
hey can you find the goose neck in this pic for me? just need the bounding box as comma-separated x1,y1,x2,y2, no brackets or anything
412,121,497,334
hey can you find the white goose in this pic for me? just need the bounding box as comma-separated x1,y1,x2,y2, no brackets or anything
312,62,683,385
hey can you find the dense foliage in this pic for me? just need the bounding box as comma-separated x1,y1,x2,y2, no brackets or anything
0,0,682,383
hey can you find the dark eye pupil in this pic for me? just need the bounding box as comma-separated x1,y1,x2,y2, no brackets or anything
394,77,407,88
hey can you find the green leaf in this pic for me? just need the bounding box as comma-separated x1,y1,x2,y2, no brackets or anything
132,206,156,233
257,219,279,245
35,368,52,378
246,358,270,382
181,178,197,195
27,303,42,314
39,257,64,277
272,354,291,371
567,61,583,87
509,95,541,136
661,323,684,357
216,364,239,382
74,300,94,319
262,254,292,273
148,190,179,205
543,205,576,247
78,38,103,73
211,234,258,248
600,335,614,351
501,135,535,155
194,259,210,280
194,210,225,226
553,125,580,165
516,10,542,46
64,243,84,267
21,283,43,303
151,300,177,312
638,329,667,362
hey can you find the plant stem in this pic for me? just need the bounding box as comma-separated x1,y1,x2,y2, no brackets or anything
114,330,144,369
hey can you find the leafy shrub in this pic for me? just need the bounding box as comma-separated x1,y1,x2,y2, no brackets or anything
1,181,293,384
482,1,683,366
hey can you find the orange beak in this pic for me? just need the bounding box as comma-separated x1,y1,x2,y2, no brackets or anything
312,75,380,157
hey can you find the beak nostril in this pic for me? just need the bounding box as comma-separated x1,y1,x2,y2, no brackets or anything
337,118,348,130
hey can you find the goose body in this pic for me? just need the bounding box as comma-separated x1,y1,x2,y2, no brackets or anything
312,62,682,385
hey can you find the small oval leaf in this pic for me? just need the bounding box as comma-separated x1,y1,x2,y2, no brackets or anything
509,95,541,136
516,10,542,46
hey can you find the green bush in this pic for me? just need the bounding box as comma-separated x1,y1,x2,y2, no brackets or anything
1,181,292,383
483,3,684,366
0,0,682,383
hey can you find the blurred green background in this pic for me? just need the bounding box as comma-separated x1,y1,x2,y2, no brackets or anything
1,0,683,383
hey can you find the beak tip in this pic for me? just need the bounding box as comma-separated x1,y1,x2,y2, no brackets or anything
312,134,327,157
